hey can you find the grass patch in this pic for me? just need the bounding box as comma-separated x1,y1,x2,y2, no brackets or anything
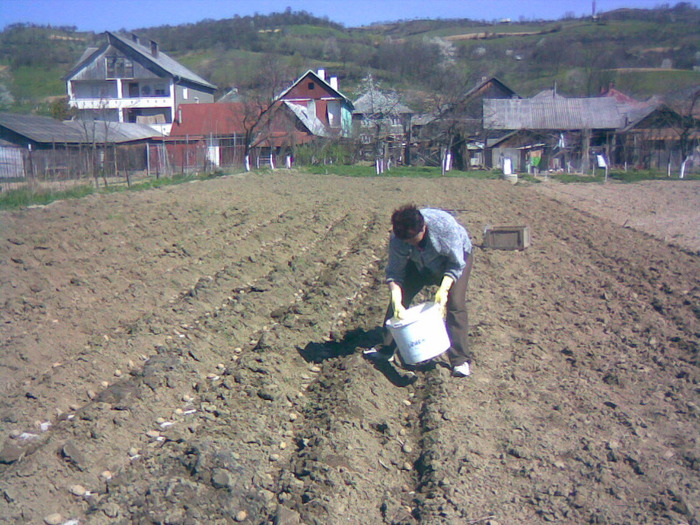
0,170,231,210
525,169,700,184
283,25,346,38
611,69,700,97
98,170,229,194
608,169,700,182
302,164,499,179
0,184,95,210
10,65,67,100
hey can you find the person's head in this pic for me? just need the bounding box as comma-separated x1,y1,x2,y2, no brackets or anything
391,204,426,245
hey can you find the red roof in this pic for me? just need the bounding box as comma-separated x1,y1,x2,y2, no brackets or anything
169,102,317,147
600,87,649,108
171,102,250,136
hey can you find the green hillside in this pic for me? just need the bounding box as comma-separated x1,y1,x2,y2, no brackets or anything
1,3,699,116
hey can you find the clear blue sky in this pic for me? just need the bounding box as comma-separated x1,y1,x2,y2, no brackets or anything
2,0,697,32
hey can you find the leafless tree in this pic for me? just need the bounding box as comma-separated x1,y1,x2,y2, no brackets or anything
76,98,117,187
665,89,700,178
424,67,473,173
237,54,295,165
354,74,411,168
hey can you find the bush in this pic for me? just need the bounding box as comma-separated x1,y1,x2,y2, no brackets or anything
294,139,355,166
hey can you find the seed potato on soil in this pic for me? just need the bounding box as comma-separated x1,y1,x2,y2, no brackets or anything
0,172,698,524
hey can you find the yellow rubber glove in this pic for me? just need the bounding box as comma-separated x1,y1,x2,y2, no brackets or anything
390,286,406,320
434,275,454,314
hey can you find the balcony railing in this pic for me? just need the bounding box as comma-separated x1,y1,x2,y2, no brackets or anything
70,96,173,110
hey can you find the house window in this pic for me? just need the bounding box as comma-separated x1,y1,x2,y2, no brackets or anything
154,84,167,96
308,82,315,90
90,83,112,98
105,56,134,79
327,100,341,128
126,109,142,123
183,87,189,100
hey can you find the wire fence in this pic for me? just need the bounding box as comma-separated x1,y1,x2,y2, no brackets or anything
0,143,153,194
1,135,697,196
0,141,254,195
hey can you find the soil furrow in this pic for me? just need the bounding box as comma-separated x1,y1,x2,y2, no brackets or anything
1,174,698,525
0,204,389,522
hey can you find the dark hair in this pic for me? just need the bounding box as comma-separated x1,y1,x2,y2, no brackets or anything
391,204,424,239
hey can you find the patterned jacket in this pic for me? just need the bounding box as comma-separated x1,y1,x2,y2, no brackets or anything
386,208,472,284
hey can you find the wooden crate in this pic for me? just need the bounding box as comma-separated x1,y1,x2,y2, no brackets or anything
483,226,530,250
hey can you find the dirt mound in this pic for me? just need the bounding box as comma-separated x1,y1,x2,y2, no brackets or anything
1,173,698,524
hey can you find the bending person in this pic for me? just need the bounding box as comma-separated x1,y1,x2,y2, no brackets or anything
376,204,475,377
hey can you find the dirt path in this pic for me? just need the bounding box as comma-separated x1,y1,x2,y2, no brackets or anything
1,172,698,524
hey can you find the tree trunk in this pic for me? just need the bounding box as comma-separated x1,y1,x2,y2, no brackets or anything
581,129,591,174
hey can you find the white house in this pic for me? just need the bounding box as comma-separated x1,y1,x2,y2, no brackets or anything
64,32,216,136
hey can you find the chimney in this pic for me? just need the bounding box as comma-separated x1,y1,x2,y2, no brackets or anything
131,33,139,44
150,40,159,58
330,77,338,90
317,68,326,81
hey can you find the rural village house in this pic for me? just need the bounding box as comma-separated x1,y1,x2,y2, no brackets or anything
611,100,700,174
484,90,622,173
64,32,217,136
166,69,354,171
3,23,696,182
351,79,413,165
0,112,160,180
483,88,699,174
168,100,320,170
275,69,354,138
411,77,519,170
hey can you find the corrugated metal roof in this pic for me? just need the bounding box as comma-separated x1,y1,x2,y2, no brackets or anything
353,90,412,116
484,97,624,130
0,112,85,143
0,112,159,144
65,32,216,91
63,121,161,143
532,89,567,100
108,33,216,90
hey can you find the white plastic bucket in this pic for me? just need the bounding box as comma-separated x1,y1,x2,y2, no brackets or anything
385,302,450,365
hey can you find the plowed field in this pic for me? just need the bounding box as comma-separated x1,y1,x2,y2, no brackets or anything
1,172,698,525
